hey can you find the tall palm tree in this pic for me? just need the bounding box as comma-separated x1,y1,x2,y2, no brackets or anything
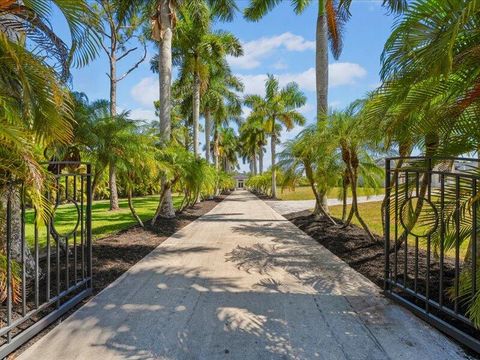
244,75,306,198
139,0,238,217
173,1,242,158
202,62,243,163
239,114,267,175
207,80,243,173
244,0,405,120
217,127,239,172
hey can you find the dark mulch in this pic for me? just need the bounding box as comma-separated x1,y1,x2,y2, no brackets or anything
10,195,226,359
285,210,480,357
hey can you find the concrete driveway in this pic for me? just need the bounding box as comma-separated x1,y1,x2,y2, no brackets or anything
19,190,468,360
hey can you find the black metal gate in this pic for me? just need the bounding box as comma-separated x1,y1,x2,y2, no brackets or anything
384,157,480,353
0,162,92,357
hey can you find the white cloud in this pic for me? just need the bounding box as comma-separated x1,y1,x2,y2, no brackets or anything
238,70,315,96
131,77,158,106
129,108,157,121
273,61,288,70
241,106,252,118
329,63,367,87
238,63,366,96
228,32,315,69
298,103,314,115
330,100,342,110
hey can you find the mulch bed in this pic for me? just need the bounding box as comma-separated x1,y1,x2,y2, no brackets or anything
10,195,226,358
285,210,480,357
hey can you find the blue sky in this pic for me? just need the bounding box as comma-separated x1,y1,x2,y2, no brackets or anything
63,1,397,171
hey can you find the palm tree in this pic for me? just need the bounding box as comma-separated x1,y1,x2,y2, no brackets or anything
244,0,405,120
278,125,341,223
327,109,383,241
367,0,480,246
202,62,243,163
374,0,480,327
239,114,267,175
217,127,239,172
140,0,238,217
244,75,306,198
172,2,242,158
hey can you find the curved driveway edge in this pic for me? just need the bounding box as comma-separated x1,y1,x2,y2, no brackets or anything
19,190,469,360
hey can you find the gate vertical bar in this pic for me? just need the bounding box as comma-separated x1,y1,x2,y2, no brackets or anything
384,159,391,291
86,164,93,289
21,184,26,317
6,187,12,343
473,178,477,299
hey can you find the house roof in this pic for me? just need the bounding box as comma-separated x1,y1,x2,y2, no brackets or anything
234,174,248,180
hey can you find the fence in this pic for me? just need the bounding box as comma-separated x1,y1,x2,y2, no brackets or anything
0,162,92,357
384,156,480,353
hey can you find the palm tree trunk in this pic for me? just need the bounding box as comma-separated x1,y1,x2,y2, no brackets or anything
315,1,330,213
214,126,220,171
343,165,376,241
108,54,119,211
109,161,119,211
351,173,376,241
381,142,411,235
193,71,200,158
128,188,144,228
157,0,175,218
342,176,348,221
205,109,211,163
316,0,328,120
258,147,263,174
305,165,336,224
184,124,190,151
271,133,277,198
252,155,257,175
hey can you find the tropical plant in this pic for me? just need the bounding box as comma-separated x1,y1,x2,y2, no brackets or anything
327,108,383,241
216,171,235,193
246,172,273,196
137,0,239,218
0,0,100,295
239,114,267,176
373,0,480,327
216,127,239,173
244,75,306,198
278,125,341,222
171,1,242,158
203,62,244,164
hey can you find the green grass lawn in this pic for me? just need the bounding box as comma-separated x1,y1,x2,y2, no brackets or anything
25,195,183,248
276,186,382,201
329,201,384,236
329,201,469,258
